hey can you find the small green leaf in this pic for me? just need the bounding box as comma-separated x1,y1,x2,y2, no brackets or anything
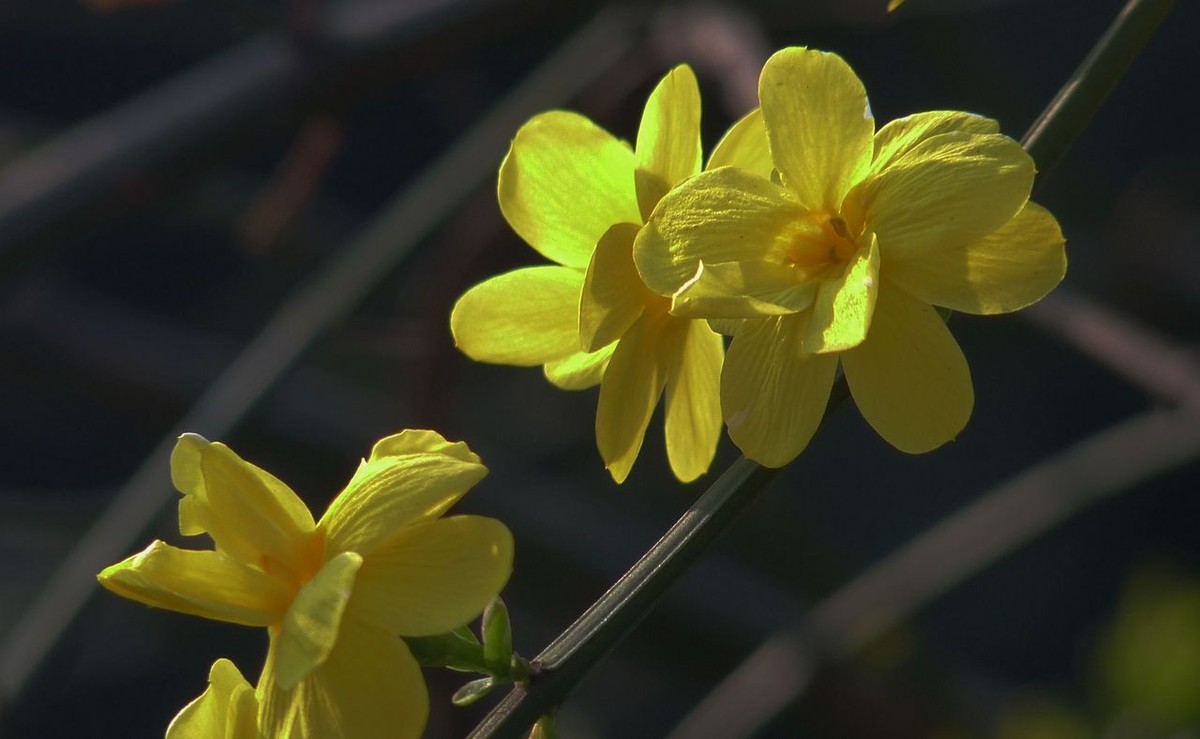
483,597,514,671
405,630,487,672
452,677,496,707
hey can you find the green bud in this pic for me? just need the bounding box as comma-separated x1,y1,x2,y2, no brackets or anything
452,677,496,707
483,597,514,672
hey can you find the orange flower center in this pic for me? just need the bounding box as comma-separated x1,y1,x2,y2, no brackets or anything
783,213,860,281
260,530,327,599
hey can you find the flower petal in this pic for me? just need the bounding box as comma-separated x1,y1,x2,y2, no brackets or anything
368,429,481,466
349,516,513,636
580,223,648,352
166,658,259,739
498,111,641,268
759,47,874,211
171,434,315,572
707,108,772,179
707,317,747,336
886,201,1067,315
721,314,839,467
662,319,724,482
98,541,288,627
804,232,880,353
635,65,703,220
259,617,428,739
595,314,669,483
871,111,999,175
273,551,363,690
543,344,615,390
634,166,805,297
451,266,583,366
320,432,489,556
842,280,973,452
847,132,1034,258
671,260,817,319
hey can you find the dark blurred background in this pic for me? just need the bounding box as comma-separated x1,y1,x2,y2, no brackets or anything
1,0,1198,736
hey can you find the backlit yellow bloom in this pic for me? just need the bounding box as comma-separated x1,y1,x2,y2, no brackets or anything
635,47,1066,467
99,431,513,738
167,659,260,739
451,65,725,483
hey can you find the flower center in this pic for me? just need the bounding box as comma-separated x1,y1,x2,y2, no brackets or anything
782,213,860,281
261,530,327,596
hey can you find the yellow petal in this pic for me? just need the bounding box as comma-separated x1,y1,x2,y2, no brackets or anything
707,108,772,179
842,280,973,452
498,111,641,268
273,551,363,690
580,223,648,352
759,47,874,211
259,617,428,739
634,166,805,297
97,541,288,627
543,343,615,390
871,111,999,175
320,435,488,557
662,319,724,482
368,429,481,466
349,516,513,636
595,314,668,483
451,266,583,366
721,314,839,467
673,259,818,319
170,434,315,574
847,132,1034,258
707,317,747,336
886,201,1067,314
804,232,880,353
635,65,703,220
166,659,260,739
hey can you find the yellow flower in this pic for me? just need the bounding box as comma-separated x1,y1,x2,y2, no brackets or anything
635,47,1066,467
166,659,260,739
99,431,513,738
450,65,726,484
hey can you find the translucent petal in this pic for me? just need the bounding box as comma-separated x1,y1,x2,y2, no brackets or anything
707,108,772,179
759,47,874,211
498,111,641,268
804,232,880,353
97,541,289,627
671,260,818,319
595,314,668,483
707,318,747,336
273,552,362,690
167,659,260,739
635,65,703,220
846,132,1034,258
451,266,583,366
842,280,973,453
721,314,839,467
349,516,513,636
368,429,480,466
662,319,724,482
886,201,1067,315
634,167,805,297
543,343,615,390
871,111,999,175
170,434,315,572
580,223,648,352
320,437,488,557
259,617,427,739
